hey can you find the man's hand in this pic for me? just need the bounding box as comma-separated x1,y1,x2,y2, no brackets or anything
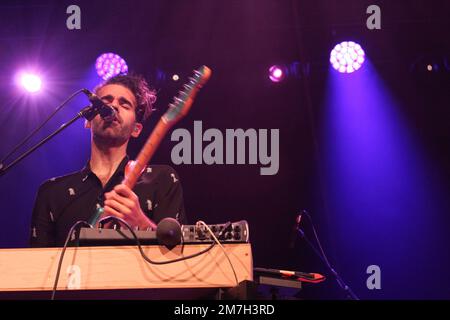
100,184,157,230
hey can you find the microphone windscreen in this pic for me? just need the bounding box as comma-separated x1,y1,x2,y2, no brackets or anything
99,105,116,121
156,217,182,248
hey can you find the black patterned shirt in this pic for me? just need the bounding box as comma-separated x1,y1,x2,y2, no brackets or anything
30,156,186,247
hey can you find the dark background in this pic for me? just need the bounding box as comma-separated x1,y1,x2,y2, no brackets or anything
0,0,449,299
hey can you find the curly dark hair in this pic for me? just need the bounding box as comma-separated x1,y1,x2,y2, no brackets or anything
94,73,157,123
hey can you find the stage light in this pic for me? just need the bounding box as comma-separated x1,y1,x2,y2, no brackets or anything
20,73,42,93
410,55,449,75
269,65,285,82
330,41,365,73
95,53,128,80
425,63,440,72
172,74,179,81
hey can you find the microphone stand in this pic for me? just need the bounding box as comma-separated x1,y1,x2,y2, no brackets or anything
293,216,359,300
0,104,99,177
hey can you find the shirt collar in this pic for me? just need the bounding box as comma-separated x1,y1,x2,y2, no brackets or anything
80,155,130,183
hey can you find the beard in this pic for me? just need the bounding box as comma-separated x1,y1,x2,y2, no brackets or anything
91,117,133,148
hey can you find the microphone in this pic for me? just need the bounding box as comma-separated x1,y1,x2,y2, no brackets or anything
289,212,303,249
81,89,116,121
156,217,182,248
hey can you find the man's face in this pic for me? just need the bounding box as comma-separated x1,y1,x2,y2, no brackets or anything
87,84,143,146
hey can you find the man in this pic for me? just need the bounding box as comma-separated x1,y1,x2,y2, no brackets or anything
30,74,187,247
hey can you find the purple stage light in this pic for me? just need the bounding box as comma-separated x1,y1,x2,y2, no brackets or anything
95,53,128,80
330,41,365,73
269,65,285,82
20,73,42,93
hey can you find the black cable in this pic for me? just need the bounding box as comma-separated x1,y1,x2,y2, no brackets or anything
0,89,85,166
297,210,359,300
51,220,92,300
0,112,85,176
98,216,232,265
